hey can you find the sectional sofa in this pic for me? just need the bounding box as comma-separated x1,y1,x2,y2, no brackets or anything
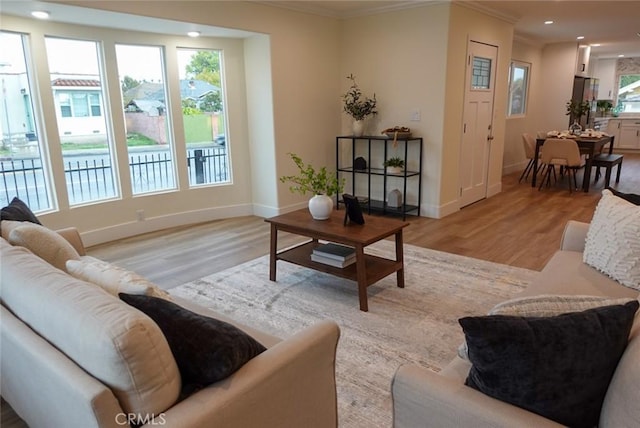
392,189,640,427
0,220,340,428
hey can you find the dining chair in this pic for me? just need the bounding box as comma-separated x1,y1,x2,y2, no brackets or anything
538,138,585,193
519,133,543,183
593,153,624,188
592,136,622,187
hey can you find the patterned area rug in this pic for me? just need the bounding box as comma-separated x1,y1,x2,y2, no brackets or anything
170,241,538,427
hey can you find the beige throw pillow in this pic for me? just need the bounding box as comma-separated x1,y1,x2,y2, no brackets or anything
66,256,171,299
8,223,80,271
584,189,640,291
457,294,637,360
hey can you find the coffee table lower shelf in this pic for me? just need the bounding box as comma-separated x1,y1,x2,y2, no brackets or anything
277,241,402,286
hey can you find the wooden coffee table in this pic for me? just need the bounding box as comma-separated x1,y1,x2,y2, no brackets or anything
265,208,409,311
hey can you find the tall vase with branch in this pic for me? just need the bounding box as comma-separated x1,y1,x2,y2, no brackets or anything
566,100,590,135
342,74,377,137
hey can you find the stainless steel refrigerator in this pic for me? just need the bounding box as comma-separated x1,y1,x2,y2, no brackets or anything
570,76,599,129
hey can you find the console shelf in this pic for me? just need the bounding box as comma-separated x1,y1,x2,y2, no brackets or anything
336,135,423,220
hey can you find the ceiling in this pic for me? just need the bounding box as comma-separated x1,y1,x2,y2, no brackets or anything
1,1,639,58
266,0,640,58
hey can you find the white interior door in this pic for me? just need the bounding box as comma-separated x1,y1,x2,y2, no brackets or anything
459,41,497,207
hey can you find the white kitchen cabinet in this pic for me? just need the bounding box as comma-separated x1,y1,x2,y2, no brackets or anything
618,120,640,149
575,45,591,77
607,119,621,142
594,58,617,100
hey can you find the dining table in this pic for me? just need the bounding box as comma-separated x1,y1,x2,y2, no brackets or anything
532,135,614,192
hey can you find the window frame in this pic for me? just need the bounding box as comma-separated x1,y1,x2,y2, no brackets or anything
507,60,531,117
616,73,640,114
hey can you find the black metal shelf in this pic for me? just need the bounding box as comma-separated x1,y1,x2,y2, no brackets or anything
336,198,419,217
336,135,423,220
337,166,421,178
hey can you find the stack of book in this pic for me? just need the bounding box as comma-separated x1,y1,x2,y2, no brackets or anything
311,243,356,268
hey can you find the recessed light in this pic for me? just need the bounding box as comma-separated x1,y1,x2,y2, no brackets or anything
619,54,625,57
576,36,585,40
591,43,601,47
31,11,50,19
187,31,200,38
544,20,554,25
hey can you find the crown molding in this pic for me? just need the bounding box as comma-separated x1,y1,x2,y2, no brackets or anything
255,1,447,19
454,1,519,24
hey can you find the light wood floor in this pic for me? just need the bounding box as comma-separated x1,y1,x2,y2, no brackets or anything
89,153,640,289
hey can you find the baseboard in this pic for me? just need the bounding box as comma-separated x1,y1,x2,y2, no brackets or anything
82,203,254,247
503,160,527,176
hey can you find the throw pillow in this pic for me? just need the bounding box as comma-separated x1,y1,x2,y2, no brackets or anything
0,197,42,224
8,223,80,271
607,187,640,205
66,256,171,300
119,293,267,392
460,300,639,428
457,294,636,361
1,219,26,241
584,189,640,290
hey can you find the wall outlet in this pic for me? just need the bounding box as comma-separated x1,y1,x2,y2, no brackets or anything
136,210,145,221
410,109,421,121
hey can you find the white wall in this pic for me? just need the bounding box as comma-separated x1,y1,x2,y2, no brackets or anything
440,4,514,216
538,42,579,133
503,40,544,175
340,3,450,218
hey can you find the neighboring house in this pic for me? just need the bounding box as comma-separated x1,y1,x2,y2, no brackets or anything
124,79,219,113
0,71,36,144
1,74,220,144
50,75,106,141
123,79,221,144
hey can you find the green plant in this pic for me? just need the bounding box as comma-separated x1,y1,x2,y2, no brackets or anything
566,100,590,119
596,100,613,113
280,153,344,196
383,157,405,168
342,74,377,121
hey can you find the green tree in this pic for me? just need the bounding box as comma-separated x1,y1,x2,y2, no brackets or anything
199,92,222,112
620,74,640,88
185,51,220,87
182,98,201,115
121,75,140,93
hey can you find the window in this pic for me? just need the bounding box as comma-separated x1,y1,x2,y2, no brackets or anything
508,60,530,116
472,57,492,89
0,31,53,212
616,74,640,113
45,37,118,205
177,48,229,187
116,43,176,194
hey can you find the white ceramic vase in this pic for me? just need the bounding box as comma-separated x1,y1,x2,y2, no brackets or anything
308,194,333,220
352,120,365,137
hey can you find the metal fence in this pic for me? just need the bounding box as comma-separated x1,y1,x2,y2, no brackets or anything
0,147,229,212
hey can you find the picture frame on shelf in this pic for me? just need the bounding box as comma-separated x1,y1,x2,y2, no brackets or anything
342,194,365,225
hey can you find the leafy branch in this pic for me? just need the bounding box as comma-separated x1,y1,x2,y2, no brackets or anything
342,74,377,121
280,153,344,197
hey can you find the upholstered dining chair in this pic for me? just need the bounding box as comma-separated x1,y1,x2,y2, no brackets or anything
519,133,541,183
538,138,585,193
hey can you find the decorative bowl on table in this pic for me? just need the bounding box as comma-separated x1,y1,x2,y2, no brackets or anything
383,126,412,139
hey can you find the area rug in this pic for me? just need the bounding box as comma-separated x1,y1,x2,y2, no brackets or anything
170,240,538,427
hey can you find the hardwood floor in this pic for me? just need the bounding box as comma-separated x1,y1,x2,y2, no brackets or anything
88,153,640,289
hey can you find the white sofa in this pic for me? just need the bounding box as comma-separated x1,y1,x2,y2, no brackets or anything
392,220,639,427
0,224,340,428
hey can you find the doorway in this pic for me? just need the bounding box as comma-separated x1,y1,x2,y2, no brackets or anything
459,40,497,207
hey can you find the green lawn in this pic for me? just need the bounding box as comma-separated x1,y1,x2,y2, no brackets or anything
60,133,157,150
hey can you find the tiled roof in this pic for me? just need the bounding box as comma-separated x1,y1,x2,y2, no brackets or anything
51,78,101,87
